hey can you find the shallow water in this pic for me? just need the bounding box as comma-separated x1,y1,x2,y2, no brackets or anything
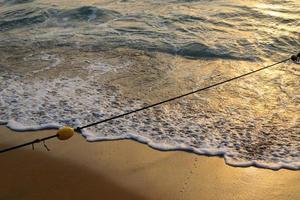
0,0,299,170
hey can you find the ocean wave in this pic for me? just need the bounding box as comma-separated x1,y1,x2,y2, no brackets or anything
177,42,256,60
0,2,298,61
55,6,120,22
0,68,299,170
0,6,120,31
0,0,34,6
213,3,299,26
0,8,46,31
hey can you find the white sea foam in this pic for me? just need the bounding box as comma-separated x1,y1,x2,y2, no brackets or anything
23,53,62,74
86,61,129,74
1,70,299,170
7,119,60,131
87,62,115,74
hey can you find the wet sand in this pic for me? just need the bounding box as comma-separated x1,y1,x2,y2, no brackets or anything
1,125,300,200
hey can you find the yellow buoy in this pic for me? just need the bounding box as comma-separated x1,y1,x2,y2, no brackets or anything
57,126,74,140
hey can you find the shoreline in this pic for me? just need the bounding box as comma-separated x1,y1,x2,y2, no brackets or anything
2,123,299,171
1,125,300,200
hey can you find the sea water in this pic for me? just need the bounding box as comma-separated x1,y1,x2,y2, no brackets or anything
0,0,299,170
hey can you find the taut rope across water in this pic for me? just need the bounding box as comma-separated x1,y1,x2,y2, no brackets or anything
1,53,299,154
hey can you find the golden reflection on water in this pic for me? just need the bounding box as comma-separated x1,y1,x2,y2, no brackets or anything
254,2,300,33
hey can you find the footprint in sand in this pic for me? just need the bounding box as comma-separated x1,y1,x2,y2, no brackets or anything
179,157,198,199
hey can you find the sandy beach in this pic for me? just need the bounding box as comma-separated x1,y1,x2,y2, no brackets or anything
1,125,300,200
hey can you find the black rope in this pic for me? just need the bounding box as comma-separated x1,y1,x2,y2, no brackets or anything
75,55,296,132
0,134,57,153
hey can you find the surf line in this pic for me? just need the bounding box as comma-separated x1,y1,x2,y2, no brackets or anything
1,53,299,154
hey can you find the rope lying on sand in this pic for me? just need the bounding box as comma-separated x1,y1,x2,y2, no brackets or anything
1,53,299,154
0,127,74,153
